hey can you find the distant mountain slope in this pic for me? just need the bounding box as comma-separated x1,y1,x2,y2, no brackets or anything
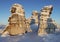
0,24,6,29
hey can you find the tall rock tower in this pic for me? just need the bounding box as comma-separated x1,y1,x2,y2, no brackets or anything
38,5,53,36
2,3,29,36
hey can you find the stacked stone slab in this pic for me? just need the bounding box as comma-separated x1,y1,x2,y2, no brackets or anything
2,3,31,36
38,5,53,35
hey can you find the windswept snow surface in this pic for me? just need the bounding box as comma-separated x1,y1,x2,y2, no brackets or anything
0,24,60,42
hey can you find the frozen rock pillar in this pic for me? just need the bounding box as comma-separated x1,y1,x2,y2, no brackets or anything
2,3,27,36
38,5,53,36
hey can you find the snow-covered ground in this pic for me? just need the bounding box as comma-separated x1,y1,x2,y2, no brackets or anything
0,24,60,42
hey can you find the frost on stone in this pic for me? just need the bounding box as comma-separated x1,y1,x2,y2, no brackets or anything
2,3,32,36
38,5,57,36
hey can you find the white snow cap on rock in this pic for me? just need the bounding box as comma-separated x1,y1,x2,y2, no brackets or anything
44,5,53,8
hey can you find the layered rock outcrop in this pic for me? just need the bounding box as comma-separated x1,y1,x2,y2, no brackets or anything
38,5,55,35
2,3,31,36
28,11,39,25
1,4,58,36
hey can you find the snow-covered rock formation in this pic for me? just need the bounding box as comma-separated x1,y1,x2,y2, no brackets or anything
2,3,32,36
38,5,57,36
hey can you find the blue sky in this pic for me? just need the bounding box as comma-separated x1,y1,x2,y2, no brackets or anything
0,0,60,25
